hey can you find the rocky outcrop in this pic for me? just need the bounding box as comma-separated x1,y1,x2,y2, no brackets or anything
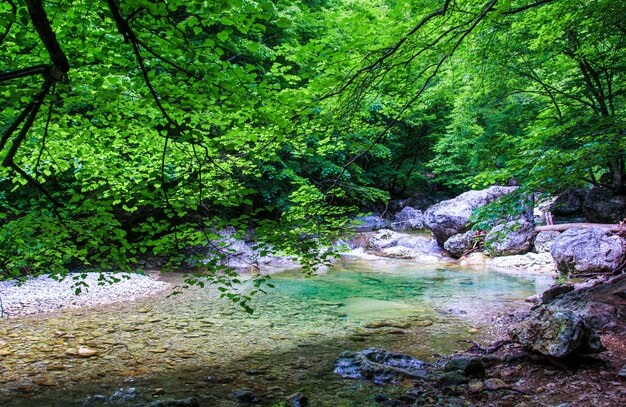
334,348,432,384
484,220,534,257
391,207,424,231
583,187,626,223
443,231,476,259
533,231,561,253
509,306,604,358
550,228,625,276
424,186,517,246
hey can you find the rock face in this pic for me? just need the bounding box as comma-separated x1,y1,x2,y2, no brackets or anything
509,306,604,358
424,186,517,245
583,187,626,223
334,348,432,384
443,231,476,259
484,220,534,257
391,207,424,231
550,188,587,216
533,231,561,253
550,228,625,276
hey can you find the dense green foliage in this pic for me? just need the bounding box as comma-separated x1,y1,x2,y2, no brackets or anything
1,0,624,298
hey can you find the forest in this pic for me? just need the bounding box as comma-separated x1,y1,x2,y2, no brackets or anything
1,1,626,406
1,0,624,283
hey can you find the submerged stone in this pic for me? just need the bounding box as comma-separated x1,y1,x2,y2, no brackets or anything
77,347,97,357
483,378,507,390
231,389,258,404
438,371,468,385
147,397,200,407
286,392,308,407
334,348,432,384
444,357,486,378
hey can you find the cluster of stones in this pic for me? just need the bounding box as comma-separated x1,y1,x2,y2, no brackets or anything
361,185,626,278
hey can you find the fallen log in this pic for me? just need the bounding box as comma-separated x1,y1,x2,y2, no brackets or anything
534,223,623,233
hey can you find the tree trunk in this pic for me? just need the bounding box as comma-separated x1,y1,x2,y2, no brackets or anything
535,223,623,233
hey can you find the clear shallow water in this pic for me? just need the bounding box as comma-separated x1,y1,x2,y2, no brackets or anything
0,258,553,406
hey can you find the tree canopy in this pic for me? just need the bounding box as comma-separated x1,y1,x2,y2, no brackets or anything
1,0,624,298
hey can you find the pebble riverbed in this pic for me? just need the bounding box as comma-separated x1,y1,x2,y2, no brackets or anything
0,272,170,317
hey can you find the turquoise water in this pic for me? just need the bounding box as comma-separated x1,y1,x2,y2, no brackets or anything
0,257,552,406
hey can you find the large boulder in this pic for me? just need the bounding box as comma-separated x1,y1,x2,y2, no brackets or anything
443,231,476,259
533,231,561,253
391,207,424,231
366,229,448,261
484,220,534,257
424,186,517,245
550,188,587,216
550,228,625,276
583,187,626,223
509,306,604,358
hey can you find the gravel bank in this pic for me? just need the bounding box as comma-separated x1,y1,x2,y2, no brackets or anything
0,272,171,317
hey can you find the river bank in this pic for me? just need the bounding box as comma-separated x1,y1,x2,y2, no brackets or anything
0,272,170,318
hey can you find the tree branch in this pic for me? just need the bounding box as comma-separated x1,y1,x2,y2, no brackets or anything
0,0,16,45
322,0,453,100
502,0,555,15
0,65,49,83
24,0,69,77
